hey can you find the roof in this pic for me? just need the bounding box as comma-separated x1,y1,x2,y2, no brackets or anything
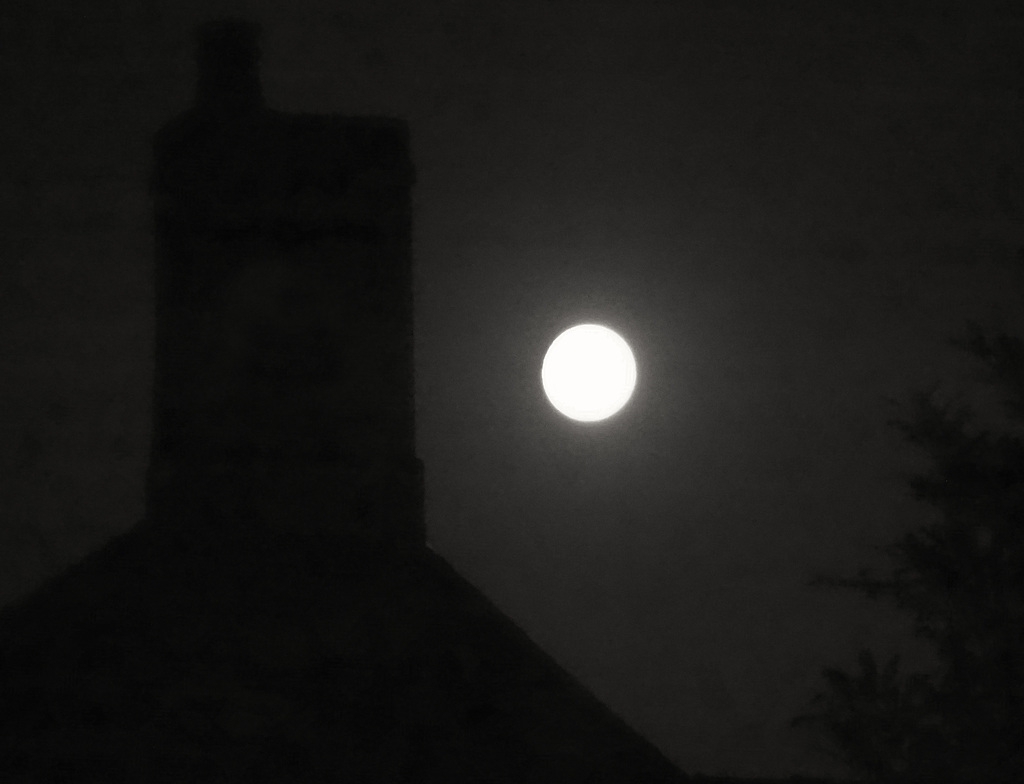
0,515,691,783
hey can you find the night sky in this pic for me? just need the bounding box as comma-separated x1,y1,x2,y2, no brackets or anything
3,1,1024,779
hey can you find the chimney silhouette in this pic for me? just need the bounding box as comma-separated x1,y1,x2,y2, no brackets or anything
1,23,691,781
148,18,422,545
194,18,265,115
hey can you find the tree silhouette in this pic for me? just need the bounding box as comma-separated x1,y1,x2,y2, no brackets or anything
792,320,1024,782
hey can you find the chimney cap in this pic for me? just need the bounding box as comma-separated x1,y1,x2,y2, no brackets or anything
193,17,265,112
197,17,263,64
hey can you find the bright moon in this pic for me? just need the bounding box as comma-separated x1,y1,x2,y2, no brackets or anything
541,324,637,422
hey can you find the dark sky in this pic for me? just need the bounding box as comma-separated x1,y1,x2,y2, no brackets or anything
3,1,1024,779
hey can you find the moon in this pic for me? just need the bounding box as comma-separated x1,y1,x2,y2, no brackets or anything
541,324,637,422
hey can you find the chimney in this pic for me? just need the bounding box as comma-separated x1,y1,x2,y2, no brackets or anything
193,18,266,115
148,19,422,548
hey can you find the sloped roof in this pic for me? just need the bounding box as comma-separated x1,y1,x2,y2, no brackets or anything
0,516,691,783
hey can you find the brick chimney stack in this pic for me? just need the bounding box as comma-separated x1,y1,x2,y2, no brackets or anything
147,18,422,547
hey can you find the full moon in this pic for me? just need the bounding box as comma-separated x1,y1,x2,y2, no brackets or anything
541,324,637,422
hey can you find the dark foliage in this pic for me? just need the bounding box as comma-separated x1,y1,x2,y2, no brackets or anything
792,320,1024,782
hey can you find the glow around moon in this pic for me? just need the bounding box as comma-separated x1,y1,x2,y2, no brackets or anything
541,324,637,422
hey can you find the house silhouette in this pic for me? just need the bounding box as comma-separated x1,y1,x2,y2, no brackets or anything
0,19,691,783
